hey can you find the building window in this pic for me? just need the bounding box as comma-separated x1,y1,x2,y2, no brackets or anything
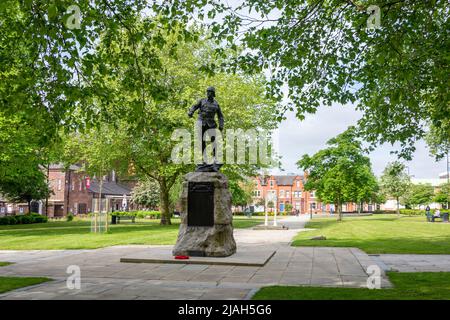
71,181,75,191
296,181,300,188
270,180,274,187
253,190,261,197
57,179,62,191
286,191,290,198
310,191,315,198
79,179,82,191
311,202,316,210
279,190,284,198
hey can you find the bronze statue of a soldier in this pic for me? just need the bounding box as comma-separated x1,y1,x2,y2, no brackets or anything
188,86,224,172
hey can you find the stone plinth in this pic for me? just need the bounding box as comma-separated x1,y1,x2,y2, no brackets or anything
172,172,237,257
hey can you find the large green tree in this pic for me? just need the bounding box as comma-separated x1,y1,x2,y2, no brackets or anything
297,127,378,221
379,161,411,215
157,0,449,159
71,27,279,225
403,183,435,209
433,182,450,209
131,179,160,210
0,1,192,185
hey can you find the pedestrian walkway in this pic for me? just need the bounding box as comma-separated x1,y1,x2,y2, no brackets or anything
374,254,450,272
0,215,391,300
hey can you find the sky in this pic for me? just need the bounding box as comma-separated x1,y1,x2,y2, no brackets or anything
273,105,447,178
199,1,448,179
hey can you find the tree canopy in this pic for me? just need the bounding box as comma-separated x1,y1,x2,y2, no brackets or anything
379,161,411,214
402,183,434,209
297,127,378,220
156,0,449,159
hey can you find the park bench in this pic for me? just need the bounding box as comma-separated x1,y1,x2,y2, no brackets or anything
426,212,449,223
111,215,135,224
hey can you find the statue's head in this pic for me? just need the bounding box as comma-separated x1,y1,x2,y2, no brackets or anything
206,86,215,99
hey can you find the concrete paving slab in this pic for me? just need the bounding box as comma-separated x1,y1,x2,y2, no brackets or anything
120,246,276,267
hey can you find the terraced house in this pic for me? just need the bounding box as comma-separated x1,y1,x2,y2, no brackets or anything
252,174,375,214
0,164,135,217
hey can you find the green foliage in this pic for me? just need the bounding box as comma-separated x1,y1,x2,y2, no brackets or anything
379,161,411,214
230,179,254,207
297,127,378,220
68,26,279,225
0,170,51,211
66,213,74,222
400,209,449,216
157,1,449,159
402,184,435,209
425,124,450,161
131,179,160,209
285,203,293,213
433,182,450,206
111,211,161,219
0,213,48,225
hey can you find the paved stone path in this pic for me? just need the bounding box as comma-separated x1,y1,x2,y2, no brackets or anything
0,216,391,300
373,254,450,272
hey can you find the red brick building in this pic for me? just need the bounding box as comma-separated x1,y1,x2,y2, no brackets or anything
251,174,374,214
45,164,136,217
0,164,136,217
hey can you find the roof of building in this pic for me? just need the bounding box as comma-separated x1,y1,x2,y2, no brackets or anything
256,174,305,186
88,180,132,196
274,175,296,186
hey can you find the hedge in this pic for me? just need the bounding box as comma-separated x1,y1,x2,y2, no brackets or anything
111,211,161,219
400,209,450,216
0,213,48,225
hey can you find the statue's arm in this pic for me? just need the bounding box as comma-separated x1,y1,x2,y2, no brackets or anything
217,104,224,130
188,99,201,117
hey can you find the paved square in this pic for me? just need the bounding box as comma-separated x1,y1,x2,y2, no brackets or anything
0,216,396,300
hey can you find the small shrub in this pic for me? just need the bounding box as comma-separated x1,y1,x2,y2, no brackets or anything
111,210,161,219
31,213,48,223
66,213,74,222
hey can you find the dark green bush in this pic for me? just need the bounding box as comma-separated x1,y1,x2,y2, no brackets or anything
400,209,449,216
66,213,74,222
0,213,48,225
111,210,161,219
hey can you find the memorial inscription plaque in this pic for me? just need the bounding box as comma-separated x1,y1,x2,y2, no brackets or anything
173,172,237,257
188,182,214,227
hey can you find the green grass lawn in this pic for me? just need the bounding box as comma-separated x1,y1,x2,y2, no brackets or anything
0,262,13,267
253,272,450,300
0,277,51,294
0,216,264,250
292,214,450,254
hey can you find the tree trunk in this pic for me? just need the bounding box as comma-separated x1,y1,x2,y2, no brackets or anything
358,202,362,214
27,200,31,215
159,179,171,225
45,164,49,217
99,178,103,214
396,196,400,216
337,199,342,221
